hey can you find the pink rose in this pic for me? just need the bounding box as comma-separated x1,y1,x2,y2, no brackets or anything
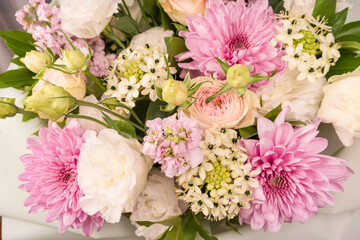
159,0,206,26
184,77,259,129
34,68,86,100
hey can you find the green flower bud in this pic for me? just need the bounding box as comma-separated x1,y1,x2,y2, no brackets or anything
20,50,51,73
0,98,17,119
162,79,188,106
23,82,75,122
226,64,251,89
62,49,87,71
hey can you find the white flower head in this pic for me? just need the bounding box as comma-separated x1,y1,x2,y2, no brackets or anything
130,27,174,54
77,129,152,223
130,170,181,240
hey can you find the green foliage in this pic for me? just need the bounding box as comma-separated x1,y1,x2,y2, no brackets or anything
0,68,35,89
165,36,188,71
328,8,348,36
312,0,336,21
273,0,285,14
102,113,136,138
264,104,282,121
112,16,139,35
9,57,25,67
137,215,182,227
0,30,35,57
326,51,360,78
336,21,360,40
239,126,257,139
146,99,177,122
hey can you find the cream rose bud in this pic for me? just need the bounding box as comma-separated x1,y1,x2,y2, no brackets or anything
34,68,86,100
23,82,75,122
183,77,260,129
59,0,121,38
130,170,182,240
317,69,360,147
162,79,188,106
0,98,17,119
20,50,51,73
227,64,251,89
77,129,152,223
159,0,206,26
62,49,87,71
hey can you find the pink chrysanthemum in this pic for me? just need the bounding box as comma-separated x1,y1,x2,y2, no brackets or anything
177,0,285,87
239,107,353,232
19,120,104,236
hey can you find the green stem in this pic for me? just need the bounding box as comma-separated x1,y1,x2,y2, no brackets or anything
101,102,144,126
109,32,127,49
66,114,110,129
84,69,106,92
17,108,38,117
76,100,146,132
137,0,151,29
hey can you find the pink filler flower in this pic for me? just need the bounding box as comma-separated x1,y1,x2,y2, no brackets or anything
19,120,103,236
239,107,353,232
177,0,284,88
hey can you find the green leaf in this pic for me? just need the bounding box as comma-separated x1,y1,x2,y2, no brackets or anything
225,219,241,234
312,0,336,21
211,55,230,75
328,8,348,36
184,72,191,88
22,114,37,122
173,23,189,34
154,227,170,240
9,57,25,67
249,68,277,84
86,81,105,99
338,41,360,51
146,99,176,122
337,34,360,43
239,126,257,139
326,51,360,78
101,113,135,139
179,100,194,109
269,0,282,9
273,0,285,14
0,68,35,89
289,121,306,126
112,16,139,34
264,104,282,121
166,226,184,240
181,211,198,240
143,0,157,17
137,216,182,227
205,83,232,104
165,36,188,71
236,87,246,97
155,85,163,100
336,21,360,39
160,104,176,112
193,213,218,240
187,80,210,97
158,4,175,31
0,30,35,57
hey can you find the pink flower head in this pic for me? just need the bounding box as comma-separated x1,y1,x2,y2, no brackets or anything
19,120,104,236
239,107,353,232
177,0,285,88
143,111,203,177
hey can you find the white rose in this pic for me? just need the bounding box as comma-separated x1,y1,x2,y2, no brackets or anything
130,170,181,240
129,27,173,54
284,0,352,15
257,68,325,123
317,69,360,147
59,0,121,38
77,129,152,223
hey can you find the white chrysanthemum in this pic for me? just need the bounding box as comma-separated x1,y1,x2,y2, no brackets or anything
276,10,340,83
77,129,152,223
258,68,325,123
130,170,181,240
176,126,260,221
130,27,173,54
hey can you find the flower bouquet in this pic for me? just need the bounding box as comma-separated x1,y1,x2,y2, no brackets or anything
0,0,359,239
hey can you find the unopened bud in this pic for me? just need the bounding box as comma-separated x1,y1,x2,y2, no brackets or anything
62,49,87,71
162,79,188,106
226,64,251,89
0,98,17,119
20,50,51,73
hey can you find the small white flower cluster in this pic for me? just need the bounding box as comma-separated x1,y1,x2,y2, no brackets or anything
103,43,176,115
176,126,260,221
276,10,340,82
